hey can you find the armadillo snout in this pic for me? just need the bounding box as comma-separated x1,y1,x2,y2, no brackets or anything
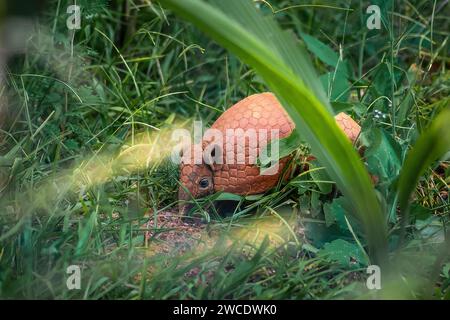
178,161,215,216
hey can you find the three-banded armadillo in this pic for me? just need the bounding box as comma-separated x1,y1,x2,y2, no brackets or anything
178,92,360,214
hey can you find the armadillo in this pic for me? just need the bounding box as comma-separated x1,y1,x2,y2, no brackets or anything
178,92,360,214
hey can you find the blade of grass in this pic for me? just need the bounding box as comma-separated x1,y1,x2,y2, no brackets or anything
397,108,450,213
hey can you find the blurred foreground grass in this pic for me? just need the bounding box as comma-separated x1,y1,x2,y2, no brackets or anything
0,0,448,299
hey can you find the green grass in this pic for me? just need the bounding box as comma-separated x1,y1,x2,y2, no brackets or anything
0,0,449,299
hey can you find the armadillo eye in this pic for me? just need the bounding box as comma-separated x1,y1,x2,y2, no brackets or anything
199,178,209,189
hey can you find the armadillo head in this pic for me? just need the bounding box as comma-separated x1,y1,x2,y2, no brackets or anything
178,144,215,216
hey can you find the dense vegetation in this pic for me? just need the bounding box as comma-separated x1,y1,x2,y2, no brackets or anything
0,0,448,299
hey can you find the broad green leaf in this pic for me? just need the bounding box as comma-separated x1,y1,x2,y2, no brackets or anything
320,70,350,102
163,0,388,265
415,216,445,243
323,197,348,230
258,131,301,168
443,263,450,278
75,209,98,256
364,127,402,186
303,219,349,248
309,160,333,194
214,192,243,202
331,101,354,114
300,32,340,67
310,191,321,216
372,63,393,98
410,203,432,221
319,239,368,268
397,65,421,125
244,194,264,201
397,108,450,212
319,61,351,102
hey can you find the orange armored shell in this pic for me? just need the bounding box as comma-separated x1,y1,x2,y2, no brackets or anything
334,112,361,142
178,92,362,205
204,92,361,196
207,92,294,195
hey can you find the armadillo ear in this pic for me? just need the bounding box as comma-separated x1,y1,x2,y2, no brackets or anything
204,148,215,172
179,141,194,164
203,143,221,172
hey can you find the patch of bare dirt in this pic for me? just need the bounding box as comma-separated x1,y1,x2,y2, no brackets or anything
144,210,210,255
